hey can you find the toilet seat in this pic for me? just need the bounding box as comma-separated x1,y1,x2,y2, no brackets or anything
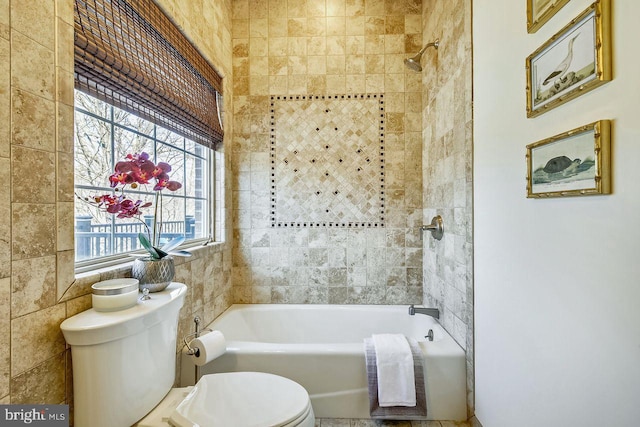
140,372,314,427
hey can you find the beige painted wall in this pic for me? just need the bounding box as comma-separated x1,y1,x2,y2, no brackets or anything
474,0,640,425
0,0,234,414
231,0,426,304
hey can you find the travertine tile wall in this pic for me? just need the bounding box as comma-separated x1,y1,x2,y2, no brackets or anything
1,0,234,412
3,0,476,422
421,0,474,417
153,0,234,385
231,0,424,304
270,94,386,228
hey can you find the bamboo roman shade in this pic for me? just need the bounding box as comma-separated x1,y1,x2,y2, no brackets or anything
74,0,223,149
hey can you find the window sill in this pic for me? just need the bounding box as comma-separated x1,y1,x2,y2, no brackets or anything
64,240,226,303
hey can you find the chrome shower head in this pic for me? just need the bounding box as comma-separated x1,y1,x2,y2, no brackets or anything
404,56,424,72
404,39,439,72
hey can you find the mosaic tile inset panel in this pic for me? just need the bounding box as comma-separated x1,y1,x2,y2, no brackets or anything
270,94,385,227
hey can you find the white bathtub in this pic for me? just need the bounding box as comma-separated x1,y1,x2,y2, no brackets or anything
182,304,467,421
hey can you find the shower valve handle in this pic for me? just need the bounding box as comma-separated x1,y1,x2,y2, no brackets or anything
421,215,444,240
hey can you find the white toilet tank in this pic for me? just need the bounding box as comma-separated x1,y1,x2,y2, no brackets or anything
61,282,187,427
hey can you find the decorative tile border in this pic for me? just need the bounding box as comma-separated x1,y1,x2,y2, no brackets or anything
270,94,385,228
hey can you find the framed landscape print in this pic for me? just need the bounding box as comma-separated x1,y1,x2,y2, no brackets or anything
527,0,571,33
526,0,611,118
526,120,611,198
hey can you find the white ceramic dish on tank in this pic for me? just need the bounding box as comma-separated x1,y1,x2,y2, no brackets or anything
91,278,140,312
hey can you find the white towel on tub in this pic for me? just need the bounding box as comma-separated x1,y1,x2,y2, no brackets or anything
372,333,416,407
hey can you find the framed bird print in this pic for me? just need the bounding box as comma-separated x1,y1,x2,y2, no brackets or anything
526,0,611,118
526,120,611,198
527,0,571,33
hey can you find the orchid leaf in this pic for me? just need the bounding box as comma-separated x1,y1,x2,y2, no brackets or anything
154,247,170,258
138,233,160,259
161,236,185,253
168,249,192,258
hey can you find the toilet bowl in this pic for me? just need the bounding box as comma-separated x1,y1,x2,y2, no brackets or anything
138,372,315,427
60,283,315,427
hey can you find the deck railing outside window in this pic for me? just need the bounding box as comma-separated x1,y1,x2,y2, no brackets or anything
75,215,196,260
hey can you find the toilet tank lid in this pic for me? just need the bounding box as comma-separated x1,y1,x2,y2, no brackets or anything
60,282,187,346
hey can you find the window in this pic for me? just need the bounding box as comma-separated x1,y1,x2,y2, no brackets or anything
72,0,224,268
74,91,213,264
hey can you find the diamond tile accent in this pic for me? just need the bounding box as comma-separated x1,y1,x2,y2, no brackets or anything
270,94,385,228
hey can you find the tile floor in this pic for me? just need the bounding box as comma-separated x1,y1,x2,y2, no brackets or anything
316,419,471,427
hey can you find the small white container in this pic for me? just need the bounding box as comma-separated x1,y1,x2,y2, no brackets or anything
91,278,140,312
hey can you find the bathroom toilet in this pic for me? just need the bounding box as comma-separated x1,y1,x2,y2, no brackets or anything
138,372,314,427
60,283,315,427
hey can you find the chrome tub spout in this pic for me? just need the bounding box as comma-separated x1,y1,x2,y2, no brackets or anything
408,304,440,319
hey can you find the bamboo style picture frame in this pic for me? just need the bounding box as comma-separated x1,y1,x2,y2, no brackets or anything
527,0,571,33
526,0,611,118
526,120,611,198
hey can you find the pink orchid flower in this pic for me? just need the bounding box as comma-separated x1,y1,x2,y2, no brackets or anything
86,152,184,259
